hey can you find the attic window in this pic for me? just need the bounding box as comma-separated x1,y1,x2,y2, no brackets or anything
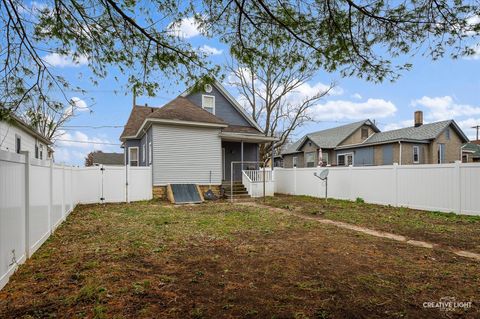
202,95,215,114
361,127,369,139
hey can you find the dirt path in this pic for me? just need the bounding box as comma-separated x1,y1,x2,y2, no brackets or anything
239,201,480,261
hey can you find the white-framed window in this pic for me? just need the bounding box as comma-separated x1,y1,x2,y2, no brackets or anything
202,95,215,114
413,145,420,164
305,151,316,167
445,128,450,140
15,135,21,154
129,147,139,166
149,141,152,164
39,144,44,160
337,153,354,166
438,143,446,164
142,144,146,163
35,143,39,159
293,156,298,167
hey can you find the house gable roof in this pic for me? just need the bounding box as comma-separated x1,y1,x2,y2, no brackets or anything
180,79,264,133
360,120,469,146
120,105,156,139
148,97,227,125
283,119,378,154
120,97,227,141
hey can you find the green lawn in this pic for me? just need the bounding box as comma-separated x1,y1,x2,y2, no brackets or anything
260,195,480,254
0,200,478,318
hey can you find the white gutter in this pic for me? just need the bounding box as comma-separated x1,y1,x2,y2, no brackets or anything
219,132,278,143
121,118,228,140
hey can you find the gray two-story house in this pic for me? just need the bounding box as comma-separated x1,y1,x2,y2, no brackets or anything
120,81,276,197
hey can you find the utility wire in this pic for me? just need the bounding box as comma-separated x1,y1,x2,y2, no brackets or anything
61,125,124,129
56,139,121,146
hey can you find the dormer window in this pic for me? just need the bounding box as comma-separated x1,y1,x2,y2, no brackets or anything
202,95,215,114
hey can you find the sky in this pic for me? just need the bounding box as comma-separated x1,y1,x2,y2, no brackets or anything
43,12,480,166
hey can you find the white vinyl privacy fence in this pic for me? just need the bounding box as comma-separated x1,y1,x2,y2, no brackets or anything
0,150,152,290
274,162,480,216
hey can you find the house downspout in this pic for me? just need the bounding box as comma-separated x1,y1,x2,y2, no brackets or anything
398,141,402,165
241,140,244,171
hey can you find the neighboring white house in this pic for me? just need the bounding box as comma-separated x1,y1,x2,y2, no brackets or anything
0,115,52,160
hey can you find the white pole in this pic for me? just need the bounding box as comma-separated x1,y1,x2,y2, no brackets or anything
21,151,31,258
49,159,53,234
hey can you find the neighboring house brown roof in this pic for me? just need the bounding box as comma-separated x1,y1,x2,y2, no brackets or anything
91,152,124,165
120,97,227,141
120,105,156,139
222,125,263,134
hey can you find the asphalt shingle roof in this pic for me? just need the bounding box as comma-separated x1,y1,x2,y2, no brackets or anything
361,120,454,145
91,152,124,165
282,120,376,154
463,142,480,157
120,97,227,140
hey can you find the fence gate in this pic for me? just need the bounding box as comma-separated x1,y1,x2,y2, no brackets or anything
99,165,127,203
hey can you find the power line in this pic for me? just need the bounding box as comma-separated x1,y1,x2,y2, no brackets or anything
56,139,121,146
61,125,124,129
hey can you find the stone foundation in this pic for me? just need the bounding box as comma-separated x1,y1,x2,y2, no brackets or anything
153,185,222,201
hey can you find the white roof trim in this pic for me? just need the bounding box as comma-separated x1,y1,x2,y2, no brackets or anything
180,80,264,133
219,132,278,142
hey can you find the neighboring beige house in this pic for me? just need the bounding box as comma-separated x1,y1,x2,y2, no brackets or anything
282,112,468,167
462,142,480,163
0,115,52,160
282,119,379,167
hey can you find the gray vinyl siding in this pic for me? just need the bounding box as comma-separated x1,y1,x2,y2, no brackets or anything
152,124,222,185
139,127,153,166
185,85,251,126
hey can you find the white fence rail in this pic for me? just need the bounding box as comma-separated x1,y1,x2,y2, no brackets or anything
274,162,480,216
242,169,274,197
0,150,152,290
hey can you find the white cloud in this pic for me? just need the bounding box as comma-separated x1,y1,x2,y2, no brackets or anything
465,15,480,36
457,118,480,140
463,43,480,60
43,52,88,68
70,97,89,111
311,98,397,121
411,96,480,121
168,17,202,38
351,93,362,99
288,81,344,100
64,97,89,117
198,45,223,55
